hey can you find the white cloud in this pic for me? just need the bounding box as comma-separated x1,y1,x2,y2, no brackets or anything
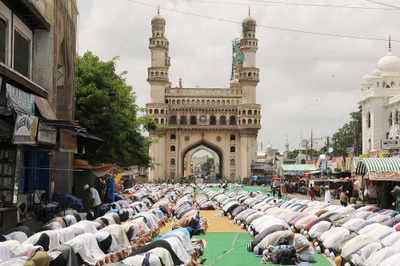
77,0,400,151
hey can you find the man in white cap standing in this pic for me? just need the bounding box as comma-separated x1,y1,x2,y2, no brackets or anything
83,184,102,219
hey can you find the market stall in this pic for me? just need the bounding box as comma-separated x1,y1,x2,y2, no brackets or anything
279,164,317,194
280,164,317,177
356,158,400,208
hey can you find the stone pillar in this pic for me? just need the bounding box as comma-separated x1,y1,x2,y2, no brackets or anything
53,152,73,194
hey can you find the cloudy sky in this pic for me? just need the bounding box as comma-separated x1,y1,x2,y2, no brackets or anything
77,0,400,152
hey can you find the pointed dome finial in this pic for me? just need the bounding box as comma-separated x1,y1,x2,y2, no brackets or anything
157,6,160,15
389,35,392,53
248,6,251,16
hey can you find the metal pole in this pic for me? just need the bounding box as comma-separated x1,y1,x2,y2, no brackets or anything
310,129,313,161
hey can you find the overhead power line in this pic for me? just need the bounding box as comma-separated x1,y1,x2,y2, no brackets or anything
193,0,400,11
126,0,400,43
363,0,400,9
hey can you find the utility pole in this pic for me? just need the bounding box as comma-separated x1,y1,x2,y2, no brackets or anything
326,136,330,153
310,129,313,161
325,136,330,178
285,135,289,153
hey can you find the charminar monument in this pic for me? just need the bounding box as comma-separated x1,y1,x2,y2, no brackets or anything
146,9,261,182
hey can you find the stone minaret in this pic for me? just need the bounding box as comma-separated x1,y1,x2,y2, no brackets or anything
147,9,170,181
239,8,259,103
148,8,171,103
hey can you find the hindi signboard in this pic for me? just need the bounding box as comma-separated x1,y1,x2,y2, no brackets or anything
12,114,38,144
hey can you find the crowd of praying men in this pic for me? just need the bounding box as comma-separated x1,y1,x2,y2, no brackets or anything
200,185,400,266
0,184,208,266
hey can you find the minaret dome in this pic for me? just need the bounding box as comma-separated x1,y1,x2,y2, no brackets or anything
242,7,256,36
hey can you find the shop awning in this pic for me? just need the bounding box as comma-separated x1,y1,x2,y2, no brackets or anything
74,160,120,177
35,96,56,120
281,164,317,172
350,157,361,173
356,158,400,181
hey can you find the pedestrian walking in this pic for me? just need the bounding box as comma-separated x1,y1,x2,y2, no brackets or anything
340,186,348,207
324,185,331,204
309,185,315,201
391,184,400,211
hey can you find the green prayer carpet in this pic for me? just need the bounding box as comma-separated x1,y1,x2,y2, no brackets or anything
194,232,332,266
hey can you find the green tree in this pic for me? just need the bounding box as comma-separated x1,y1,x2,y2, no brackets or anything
287,150,300,159
331,105,362,157
201,158,214,174
76,51,152,167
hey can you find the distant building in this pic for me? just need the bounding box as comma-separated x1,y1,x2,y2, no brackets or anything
251,144,280,177
296,152,308,164
360,40,400,154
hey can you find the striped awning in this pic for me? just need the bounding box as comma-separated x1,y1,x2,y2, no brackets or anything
350,157,361,173
356,158,400,179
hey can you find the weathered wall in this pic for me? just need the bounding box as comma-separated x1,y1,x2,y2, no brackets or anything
52,0,77,194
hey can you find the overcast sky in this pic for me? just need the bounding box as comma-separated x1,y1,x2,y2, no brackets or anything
77,0,400,152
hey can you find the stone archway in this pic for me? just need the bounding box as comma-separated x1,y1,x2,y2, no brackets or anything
181,140,223,179
184,146,220,177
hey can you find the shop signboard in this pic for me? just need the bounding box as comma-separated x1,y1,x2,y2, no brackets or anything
59,129,77,153
285,171,300,175
6,84,35,115
37,122,57,145
382,139,400,150
12,114,38,144
369,171,400,181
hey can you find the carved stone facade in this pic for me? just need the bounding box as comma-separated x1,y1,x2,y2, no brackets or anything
360,41,400,154
146,10,261,181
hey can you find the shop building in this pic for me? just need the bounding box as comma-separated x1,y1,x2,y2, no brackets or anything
0,0,78,230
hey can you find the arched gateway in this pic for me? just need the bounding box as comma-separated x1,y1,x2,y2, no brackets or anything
182,141,223,178
146,10,261,182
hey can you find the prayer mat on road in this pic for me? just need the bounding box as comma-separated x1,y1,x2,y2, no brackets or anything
194,232,332,266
